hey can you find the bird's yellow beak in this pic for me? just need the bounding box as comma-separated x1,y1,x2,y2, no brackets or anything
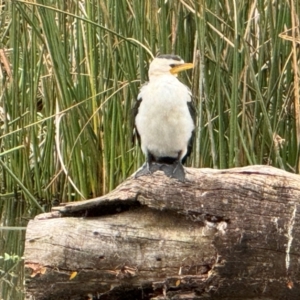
170,63,194,75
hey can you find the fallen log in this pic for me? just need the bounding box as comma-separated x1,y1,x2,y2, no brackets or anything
25,166,300,300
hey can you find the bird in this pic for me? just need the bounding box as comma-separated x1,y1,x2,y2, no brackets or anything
134,54,195,181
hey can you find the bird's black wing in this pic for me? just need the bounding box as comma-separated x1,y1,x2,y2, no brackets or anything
131,96,142,146
182,98,196,164
132,82,150,145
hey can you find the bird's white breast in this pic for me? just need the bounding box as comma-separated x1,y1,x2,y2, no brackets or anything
135,75,194,159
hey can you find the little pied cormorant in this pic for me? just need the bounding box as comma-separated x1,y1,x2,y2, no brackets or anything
134,54,195,181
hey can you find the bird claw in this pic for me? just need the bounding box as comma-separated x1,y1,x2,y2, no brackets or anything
134,162,160,178
135,162,186,181
159,162,186,181
134,163,151,178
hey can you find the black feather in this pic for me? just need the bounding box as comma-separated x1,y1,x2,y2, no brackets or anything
157,54,182,61
182,100,196,164
132,97,142,146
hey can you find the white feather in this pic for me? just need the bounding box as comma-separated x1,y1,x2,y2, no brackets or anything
135,74,194,160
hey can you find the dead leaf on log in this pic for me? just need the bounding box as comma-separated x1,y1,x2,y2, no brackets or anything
26,263,46,278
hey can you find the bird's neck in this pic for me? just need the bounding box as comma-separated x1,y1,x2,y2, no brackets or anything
149,74,178,82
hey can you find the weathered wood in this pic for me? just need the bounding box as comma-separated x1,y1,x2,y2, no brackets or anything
25,166,300,299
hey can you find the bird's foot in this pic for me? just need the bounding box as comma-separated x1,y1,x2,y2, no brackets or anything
160,162,186,181
135,162,160,178
135,162,186,181
171,162,186,181
135,163,151,178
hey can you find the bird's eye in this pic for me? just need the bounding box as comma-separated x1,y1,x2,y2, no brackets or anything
170,64,177,68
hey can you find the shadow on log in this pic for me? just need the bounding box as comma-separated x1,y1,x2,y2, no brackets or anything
25,166,300,300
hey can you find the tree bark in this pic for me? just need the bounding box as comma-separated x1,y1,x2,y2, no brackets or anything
25,166,300,300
